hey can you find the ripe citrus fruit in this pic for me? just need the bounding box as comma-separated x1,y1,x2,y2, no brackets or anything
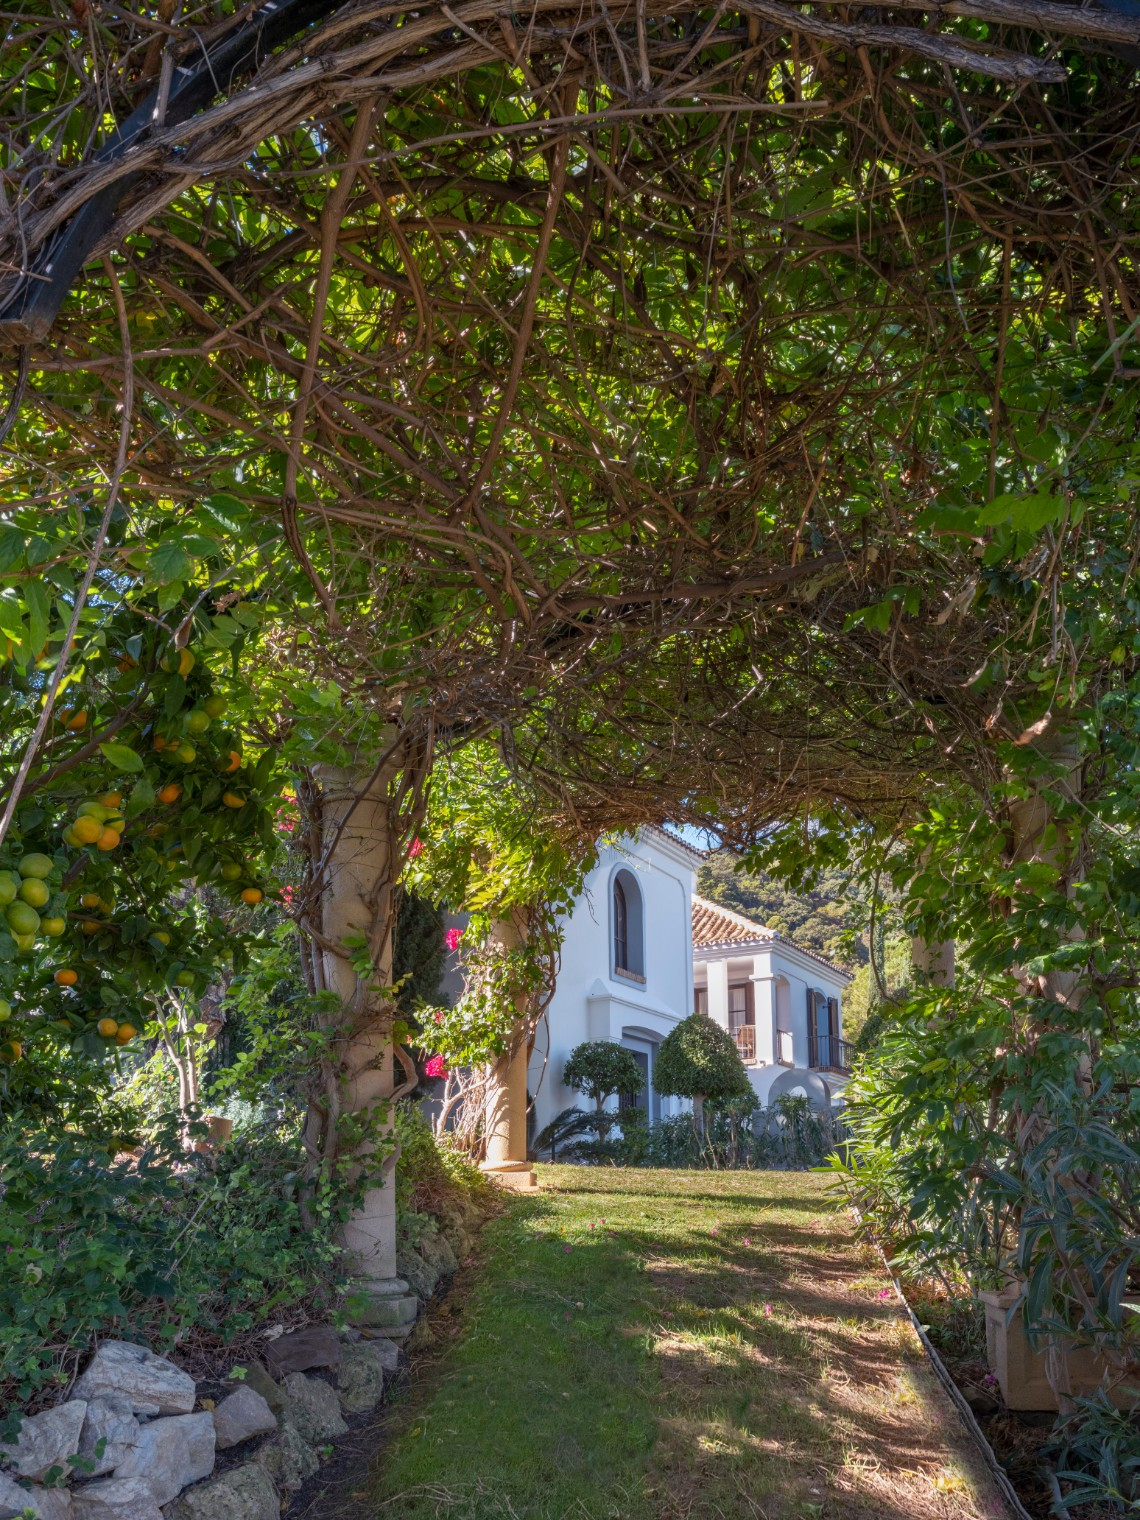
97,1017,119,1038
98,791,122,808
0,1040,22,1062
158,784,182,804
162,647,196,677
96,829,121,852
72,816,104,846
240,888,263,906
203,695,227,719
152,930,171,946
41,917,65,936
6,902,40,936
222,792,246,809
64,709,88,731
54,968,78,986
80,919,101,935
153,734,168,752
18,878,50,909
220,751,242,774
18,854,53,880
80,893,101,909
115,1024,137,1045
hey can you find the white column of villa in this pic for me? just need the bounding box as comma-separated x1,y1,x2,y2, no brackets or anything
316,765,419,1337
481,913,538,1190
911,936,955,986
749,953,777,1067
706,957,730,1029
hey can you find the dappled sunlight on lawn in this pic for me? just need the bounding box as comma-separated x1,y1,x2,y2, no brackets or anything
366,1167,1012,1520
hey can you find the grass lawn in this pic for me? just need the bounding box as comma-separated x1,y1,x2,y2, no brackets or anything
368,1166,1011,1520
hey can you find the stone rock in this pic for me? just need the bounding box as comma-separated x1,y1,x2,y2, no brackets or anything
210,1388,276,1451
279,1374,347,1447
73,1342,196,1417
79,1393,141,1477
417,1228,459,1278
359,1336,401,1373
0,1399,86,1481
0,1474,72,1520
335,1344,386,1414
261,1326,340,1378
251,1420,318,1493
163,1464,278,1520
111,1412,215,1504
230,1366,283,1416
72,1477,164,1520
396,1248,439,1302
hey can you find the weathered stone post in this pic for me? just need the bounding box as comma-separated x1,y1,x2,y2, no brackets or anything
315,763,419,1336
481,913,538,1190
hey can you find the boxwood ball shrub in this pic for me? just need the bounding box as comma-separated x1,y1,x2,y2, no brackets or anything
563,1040,645,1112
654,1012,753,1128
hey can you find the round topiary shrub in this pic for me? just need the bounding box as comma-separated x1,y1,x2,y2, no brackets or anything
563,1039,645,1112
654,1013,753,1130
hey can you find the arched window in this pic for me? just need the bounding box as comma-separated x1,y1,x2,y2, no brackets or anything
614,878,629,970
611,868,645,979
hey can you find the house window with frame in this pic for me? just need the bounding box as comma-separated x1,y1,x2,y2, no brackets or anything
611,868,645,981
694,986,709,1016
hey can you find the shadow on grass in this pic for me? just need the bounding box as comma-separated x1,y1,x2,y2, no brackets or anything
357,1170,1006,1520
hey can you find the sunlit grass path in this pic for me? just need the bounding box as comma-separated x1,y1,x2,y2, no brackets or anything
370,1167,1011,1520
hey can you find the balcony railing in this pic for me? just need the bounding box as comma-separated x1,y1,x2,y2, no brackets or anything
807,1032,855,1074
733,1025,756,1064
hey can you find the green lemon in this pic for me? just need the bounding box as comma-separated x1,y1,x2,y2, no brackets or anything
12,934,34,954
5,902,40,937
174,742,197,764
77,801,110,821
18,878,50,909
152,930,171,947
203,695,227,719
18,854,53,880
220,862,243,882
184,708,211,735
40,916,66,937
175,970,197,989
0,872,19,907
0,999,11,1021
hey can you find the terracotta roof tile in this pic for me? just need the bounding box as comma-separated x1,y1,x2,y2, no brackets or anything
691,893,851,981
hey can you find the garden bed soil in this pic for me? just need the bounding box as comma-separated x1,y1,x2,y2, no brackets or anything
906,1280,1121,1520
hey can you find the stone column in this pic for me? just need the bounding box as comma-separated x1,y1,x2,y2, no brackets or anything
480,914,537,1190
911,935,955,987
315,764,418,1337
706,958,729,1029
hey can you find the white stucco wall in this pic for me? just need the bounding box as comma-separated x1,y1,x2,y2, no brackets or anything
529,828,698,1133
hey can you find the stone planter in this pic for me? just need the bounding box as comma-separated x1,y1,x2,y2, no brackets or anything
981,1284,1140,1411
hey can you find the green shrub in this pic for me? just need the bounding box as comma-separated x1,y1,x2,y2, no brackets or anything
654,1013,752,1126
0,1110,344,1408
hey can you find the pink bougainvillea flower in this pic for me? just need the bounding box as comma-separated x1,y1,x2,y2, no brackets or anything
408,838,424,859
444,926,462,952
763,1303,773,1317
743,1237,752,1246
433,1009,445,1024
563,1244,573,1253
710,1226,718,1236
876,1288,893,1300
423,1054,449,1080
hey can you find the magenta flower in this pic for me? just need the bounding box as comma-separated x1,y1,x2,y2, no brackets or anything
876,1288,893,1300
743,1237,752,1246
423,1054,448,1080
563,1244,572,1253
763,1303,773,1317
710,1226,718,1236
408,838,424,859
444,926,462,952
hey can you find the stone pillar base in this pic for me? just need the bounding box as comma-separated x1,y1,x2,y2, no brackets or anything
480,1159,539,1191
345,1276,420,1341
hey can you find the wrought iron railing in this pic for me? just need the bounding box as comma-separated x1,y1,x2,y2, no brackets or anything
733,1024,756,1063
807,1032,855,1074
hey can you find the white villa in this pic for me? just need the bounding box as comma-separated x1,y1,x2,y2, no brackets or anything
524,827,853,1136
